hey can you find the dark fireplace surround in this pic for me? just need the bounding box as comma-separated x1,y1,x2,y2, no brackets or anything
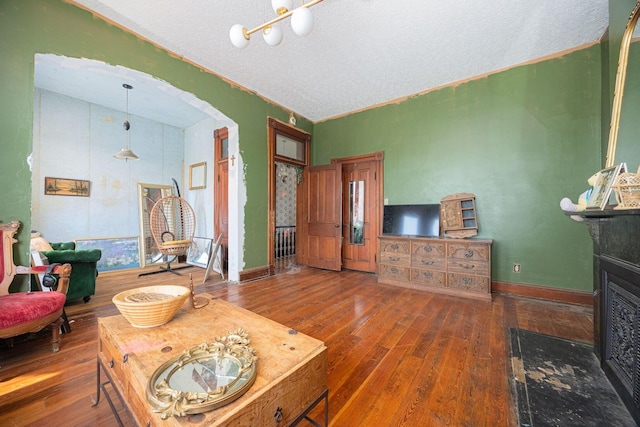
585,211,640,425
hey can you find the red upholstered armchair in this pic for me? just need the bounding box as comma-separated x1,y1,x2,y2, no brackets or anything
0,221,72,352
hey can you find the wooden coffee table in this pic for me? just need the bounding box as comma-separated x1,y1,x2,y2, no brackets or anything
93,295,328,426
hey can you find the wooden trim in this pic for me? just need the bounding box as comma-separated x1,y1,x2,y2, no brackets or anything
492,281,593,307
331,152,384,273
267,117,311,271
239,265,271,283
330,151,384,164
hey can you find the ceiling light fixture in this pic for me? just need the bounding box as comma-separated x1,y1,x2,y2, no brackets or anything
113,83,139,161
230,0,323,48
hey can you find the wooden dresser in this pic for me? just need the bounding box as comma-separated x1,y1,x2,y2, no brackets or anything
378,235,493,300
95,296,327,426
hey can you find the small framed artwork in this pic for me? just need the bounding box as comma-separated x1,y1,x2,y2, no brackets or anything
44,177,90,196
189,162,207,190
586,163,626,210
186,237,213,268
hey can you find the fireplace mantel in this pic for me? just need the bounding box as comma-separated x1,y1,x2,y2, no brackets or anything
574,211,640,424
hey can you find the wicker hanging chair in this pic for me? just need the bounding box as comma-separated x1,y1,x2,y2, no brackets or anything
143,196,196,276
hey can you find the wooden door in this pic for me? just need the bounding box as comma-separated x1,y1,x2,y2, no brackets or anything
214,128,229,271
341,160,379,272
304,163,342,271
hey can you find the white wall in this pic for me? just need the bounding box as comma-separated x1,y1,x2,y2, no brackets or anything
32,89,184,242
183,117,219,239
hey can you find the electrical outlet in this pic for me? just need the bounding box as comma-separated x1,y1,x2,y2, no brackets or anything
384,198,389,205
513,263,521,273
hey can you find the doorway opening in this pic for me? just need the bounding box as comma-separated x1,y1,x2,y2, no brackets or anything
267,118,310,275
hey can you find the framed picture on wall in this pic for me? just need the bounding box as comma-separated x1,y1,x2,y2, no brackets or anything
44,177,90,196
189,162,206,190
586,163,626,210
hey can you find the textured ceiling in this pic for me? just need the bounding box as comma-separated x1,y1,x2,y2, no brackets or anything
60,0,609,124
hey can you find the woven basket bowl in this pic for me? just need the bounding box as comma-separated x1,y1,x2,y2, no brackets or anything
613,172,640,209
112,285,190,328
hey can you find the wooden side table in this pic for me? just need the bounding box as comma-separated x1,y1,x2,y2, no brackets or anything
93,296,328,426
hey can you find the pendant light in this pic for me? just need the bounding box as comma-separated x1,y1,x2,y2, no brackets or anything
230,0,323,48
113,83,139,161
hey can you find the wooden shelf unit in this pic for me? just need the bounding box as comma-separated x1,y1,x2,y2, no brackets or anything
441,193,478,238
377,235,492,300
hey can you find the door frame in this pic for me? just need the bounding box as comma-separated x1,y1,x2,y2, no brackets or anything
267,117,311,274
331,151,384,272
214,127,229,272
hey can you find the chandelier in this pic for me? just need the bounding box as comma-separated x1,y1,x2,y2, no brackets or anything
113,83,139,161
229,0,323,48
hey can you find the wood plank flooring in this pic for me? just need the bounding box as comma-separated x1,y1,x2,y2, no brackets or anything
0,262,593,426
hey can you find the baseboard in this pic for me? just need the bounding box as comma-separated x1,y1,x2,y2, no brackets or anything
492,281,593,307
239,265,271,283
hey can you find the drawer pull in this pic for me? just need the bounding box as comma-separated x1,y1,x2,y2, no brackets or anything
274,407,284,423
458,263,475,270
109,359,114,369
420,260,434,265
389,256,400,262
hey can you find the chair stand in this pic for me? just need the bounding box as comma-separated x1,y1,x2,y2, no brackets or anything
138,260,193,277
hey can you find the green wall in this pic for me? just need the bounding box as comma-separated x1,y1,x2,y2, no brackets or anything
313,47,603,291
0,0,310,290
3,1,639,293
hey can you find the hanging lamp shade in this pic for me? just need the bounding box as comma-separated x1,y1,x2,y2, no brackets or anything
271,0,293,14
113,148,139,161
291,7,314,36
230,24,250,49
263,25,283,46
114,83,139,161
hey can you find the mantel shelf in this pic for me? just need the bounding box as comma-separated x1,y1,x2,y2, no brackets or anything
565,208,640,219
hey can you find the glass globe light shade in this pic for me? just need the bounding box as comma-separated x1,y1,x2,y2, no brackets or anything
263,25,283,46
271,0,294,15
291,7,314,37
230,24,250,48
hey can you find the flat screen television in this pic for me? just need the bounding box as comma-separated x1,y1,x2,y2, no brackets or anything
382,204,441,237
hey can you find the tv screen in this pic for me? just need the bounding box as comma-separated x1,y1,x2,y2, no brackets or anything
383,204,440,237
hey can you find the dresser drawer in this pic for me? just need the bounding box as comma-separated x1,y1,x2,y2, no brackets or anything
225,348,327,426
447,242,490,263
98,327,128,391
448,273,490,293
411,256,446,270
447,259,489,276
411,268,446,287
380,252,410,266
411,241,445,259
379,239,410,255
379,264,410,281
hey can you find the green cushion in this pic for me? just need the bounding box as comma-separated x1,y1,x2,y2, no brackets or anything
40,243,102,302
44,248,101,263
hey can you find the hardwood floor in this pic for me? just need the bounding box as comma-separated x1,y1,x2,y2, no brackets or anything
0,263,593,426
